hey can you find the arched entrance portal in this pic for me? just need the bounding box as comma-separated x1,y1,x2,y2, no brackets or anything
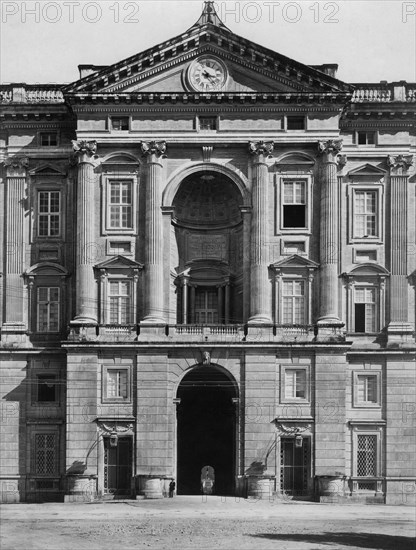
176,365,238,495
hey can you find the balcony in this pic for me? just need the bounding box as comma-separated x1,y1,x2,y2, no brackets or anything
65,322,345,344
351,82,416,103
0,84,64,103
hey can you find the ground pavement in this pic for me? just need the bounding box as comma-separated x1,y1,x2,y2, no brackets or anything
1,496,415,550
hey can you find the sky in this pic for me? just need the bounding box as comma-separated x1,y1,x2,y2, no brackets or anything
0,0,415,85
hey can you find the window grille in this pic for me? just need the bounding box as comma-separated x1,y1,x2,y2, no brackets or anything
357,434,377,477
109,181,133,229
35,434,57,475
38,191,60,236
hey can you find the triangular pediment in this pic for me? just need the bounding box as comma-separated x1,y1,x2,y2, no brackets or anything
270,255,319,269
348,164,386,178
94,256,143,270
64,3,351,98
29,164,66,177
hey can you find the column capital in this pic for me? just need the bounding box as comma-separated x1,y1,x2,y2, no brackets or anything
387,154,413,175
317,139,343,162
72,140,97,163
4,156,29,176
141,140,167,159
249,140,274,160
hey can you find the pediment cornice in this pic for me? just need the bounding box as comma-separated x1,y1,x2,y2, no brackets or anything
63,5,352,97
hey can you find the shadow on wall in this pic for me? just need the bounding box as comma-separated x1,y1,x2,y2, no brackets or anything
250,533,414,550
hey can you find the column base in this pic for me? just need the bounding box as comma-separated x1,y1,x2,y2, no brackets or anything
68,321,98,341
248,314,272,324
64,474,97,503
315,319,345,342
138,323,167,341
386,322,415,348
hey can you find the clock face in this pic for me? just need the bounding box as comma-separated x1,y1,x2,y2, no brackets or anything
187,57,228,92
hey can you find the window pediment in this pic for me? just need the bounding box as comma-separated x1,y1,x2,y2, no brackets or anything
270,255,319,271
94,255,143,271
347,164,386,182
25,262,69,277
343,264,389,278
29,164,66,177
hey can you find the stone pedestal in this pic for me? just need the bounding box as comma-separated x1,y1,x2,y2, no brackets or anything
248,141,273,324
65,474,97,502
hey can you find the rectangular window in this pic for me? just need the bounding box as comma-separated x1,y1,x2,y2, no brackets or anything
108,241,132,255
284,369,307,399
40,132,58,146
355,250,377,263
354,287,376,332
282,280,305,324
37,374,57,403
356,434,377,477
282,181,306,228
199,116,217,131
109,181,133,229
354,191,377,238
357,375,378,403
287,116,305,130
106,369,128,399
357,131,375,145
35,433,57,474
37,287,60,332
108,280,131,324
38,191,61,237
111,117,129,131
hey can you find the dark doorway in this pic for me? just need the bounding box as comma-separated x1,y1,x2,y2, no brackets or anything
104,437,132,497
176,365,237,495
280,437,309,496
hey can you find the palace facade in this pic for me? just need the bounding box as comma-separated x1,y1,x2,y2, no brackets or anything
1,3,415,505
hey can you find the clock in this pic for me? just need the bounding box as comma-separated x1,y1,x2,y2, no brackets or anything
187,56,228,92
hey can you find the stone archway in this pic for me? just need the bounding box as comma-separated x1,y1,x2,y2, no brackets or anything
176,364,238,495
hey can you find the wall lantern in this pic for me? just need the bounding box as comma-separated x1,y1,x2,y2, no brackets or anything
109,432,118,447
295,434,303,448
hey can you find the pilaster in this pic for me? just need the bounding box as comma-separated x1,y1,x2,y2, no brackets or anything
317,140,343,326
141,141,166,326
71,140,98,326
248,141,273,324
1,157,29,343
386,154,414,346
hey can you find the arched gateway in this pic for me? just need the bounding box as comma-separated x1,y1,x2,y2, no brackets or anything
176,365,238,495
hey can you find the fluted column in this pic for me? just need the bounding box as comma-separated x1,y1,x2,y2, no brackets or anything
248,141,273,323
142,141,166,323
387,154,414,342
317,140,342,324
72,140,98,324
2,157,28,334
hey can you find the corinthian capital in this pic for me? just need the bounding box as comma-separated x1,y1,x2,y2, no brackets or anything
141,141,167,157
72,140,97,158
387,154,413,174
249,141,274,157
4,156,29,176
318,139,343,157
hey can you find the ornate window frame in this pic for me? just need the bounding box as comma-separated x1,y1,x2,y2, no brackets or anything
343,264,389,334
94,256,143,326
270,255,318,326
101,156,140,236
25,263,69,335
275,174,312,234
349,421,385,494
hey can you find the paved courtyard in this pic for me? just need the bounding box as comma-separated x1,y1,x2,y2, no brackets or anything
1,496,415,550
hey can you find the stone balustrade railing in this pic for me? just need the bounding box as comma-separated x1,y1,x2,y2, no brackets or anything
0,85,65,103
352,83,416,102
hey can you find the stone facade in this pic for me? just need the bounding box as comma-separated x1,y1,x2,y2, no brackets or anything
0,3,415,505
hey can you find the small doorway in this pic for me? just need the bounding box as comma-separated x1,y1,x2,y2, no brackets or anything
104,437,132,497
280,437,309,496
176,365,237,495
